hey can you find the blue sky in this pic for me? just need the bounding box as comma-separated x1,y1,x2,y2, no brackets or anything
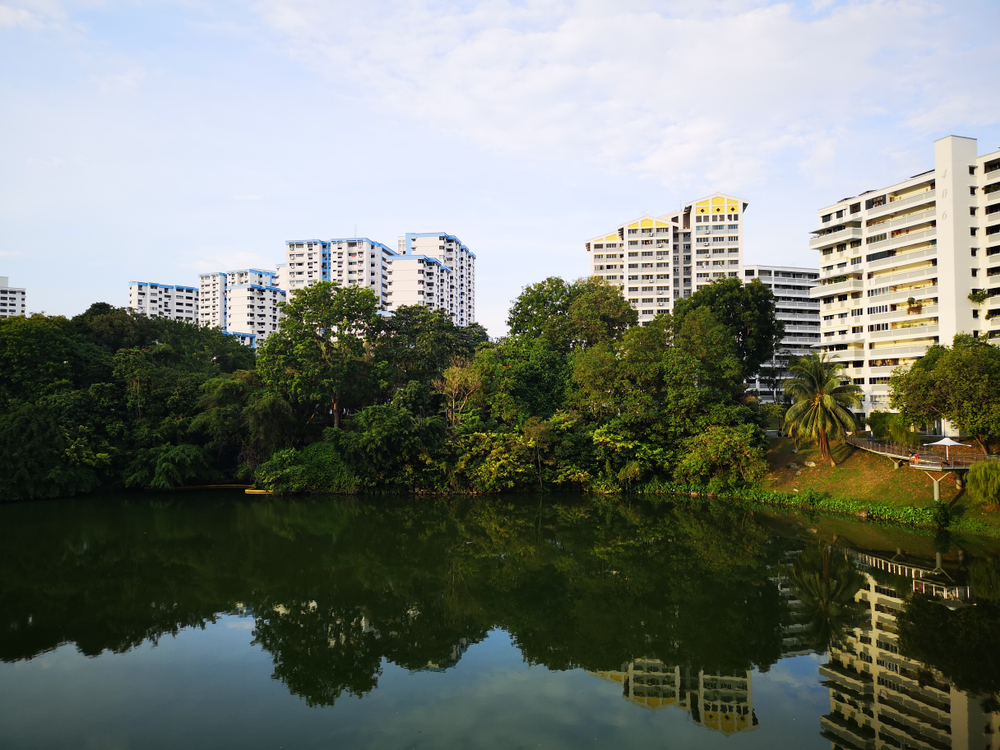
2,0,999,336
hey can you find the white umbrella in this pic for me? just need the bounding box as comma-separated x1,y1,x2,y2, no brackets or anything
924,437,970,461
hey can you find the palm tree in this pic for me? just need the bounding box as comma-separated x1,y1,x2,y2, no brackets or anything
783,353,862,466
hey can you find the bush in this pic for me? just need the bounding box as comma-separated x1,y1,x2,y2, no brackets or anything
968,461,1000,506
255,443,358,494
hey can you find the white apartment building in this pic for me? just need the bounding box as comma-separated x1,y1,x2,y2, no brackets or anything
743,265,821,402
282,238,395,307
280,233,477,327
198,269,284,347
386,254,453,315
0,277,26,319
395,233,477,326
585,193,746,322
811,135,1000,421
128,281,199,323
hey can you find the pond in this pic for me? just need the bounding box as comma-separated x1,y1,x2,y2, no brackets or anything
1,492,999,749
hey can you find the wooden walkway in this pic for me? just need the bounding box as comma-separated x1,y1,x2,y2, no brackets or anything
846,436,999,500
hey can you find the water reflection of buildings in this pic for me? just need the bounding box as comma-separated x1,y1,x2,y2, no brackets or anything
592,660,758,735
820,549,999,750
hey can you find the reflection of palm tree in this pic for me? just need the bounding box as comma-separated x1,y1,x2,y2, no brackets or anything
789,543,867,653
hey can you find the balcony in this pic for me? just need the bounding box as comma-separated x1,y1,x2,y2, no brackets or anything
870,284,938,305
870,265,937,287
882,228,936,252
811,277,864,298
870,304,938,322
870,324,939,339
867,246,938,271
867,189,936,218
868,343,935,357
810,227,864,250
866,207,936,233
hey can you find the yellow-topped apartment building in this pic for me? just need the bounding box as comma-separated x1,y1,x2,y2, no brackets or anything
585,193,747,321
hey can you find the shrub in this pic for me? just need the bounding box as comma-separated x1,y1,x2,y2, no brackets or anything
968,462,1000,506
255,442,357,494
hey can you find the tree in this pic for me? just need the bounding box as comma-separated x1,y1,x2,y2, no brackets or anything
506,277,578,347
566,276,637,350
257,282,379,429
967,461,1000,507
672,277,784,379
674,424,769,492
370,305,486,395
890,335,1000,452
783,353,862,465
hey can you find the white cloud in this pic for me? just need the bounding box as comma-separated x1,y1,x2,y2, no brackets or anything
0,0,65,29
232,194,261,201
251,0,999,194
0,4,40,27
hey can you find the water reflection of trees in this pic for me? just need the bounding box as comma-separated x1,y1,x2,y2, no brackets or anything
7,494,1000,734
0,497,797,706
788,542,867,653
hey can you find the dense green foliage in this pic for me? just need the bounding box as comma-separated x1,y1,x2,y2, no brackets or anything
2,276,782,500
0,307,254,500
890,335,1000,452
865,409,922,447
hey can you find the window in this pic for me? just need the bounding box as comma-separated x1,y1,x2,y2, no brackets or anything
869,323,889,332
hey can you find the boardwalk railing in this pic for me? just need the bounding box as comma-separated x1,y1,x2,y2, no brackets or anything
846,436,999,471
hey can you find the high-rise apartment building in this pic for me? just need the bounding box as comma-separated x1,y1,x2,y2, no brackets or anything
282,238,395,308
128,281,199,323
394,233,476,326
743,265,821,402
280,233,477,327
198,269,284,347
585,193,746,321
0,277,27,319
811,135,1000,420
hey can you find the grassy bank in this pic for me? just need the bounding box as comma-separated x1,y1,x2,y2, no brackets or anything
754,437,1000,537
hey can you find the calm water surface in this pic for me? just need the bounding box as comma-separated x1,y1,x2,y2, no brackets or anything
1,493,999,749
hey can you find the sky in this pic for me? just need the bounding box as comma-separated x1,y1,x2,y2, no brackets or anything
2,0,999,337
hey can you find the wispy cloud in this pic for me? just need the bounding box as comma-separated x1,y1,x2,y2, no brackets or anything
252,0,999,193
0,0,65,30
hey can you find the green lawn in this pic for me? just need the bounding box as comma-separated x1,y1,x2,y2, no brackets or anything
762,437,1000,536
764,437,959,504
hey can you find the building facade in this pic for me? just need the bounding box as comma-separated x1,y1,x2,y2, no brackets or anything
0,276,26,319
281,234,477,327
128,281,199,323
198,269,284,347
585,193,746,322
743,265,821,402
395,233,476,326
811,135,1000,420
281,238,395,308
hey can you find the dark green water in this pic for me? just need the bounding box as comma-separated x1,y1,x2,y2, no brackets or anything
1,493,999,749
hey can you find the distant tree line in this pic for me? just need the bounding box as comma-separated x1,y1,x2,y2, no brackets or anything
0,276,786,501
